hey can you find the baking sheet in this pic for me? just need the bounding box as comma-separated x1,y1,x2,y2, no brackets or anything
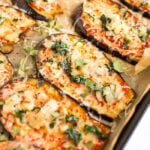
114,91,150,150
0,0,150,149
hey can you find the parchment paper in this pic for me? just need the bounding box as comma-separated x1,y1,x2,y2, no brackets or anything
1,0,150,149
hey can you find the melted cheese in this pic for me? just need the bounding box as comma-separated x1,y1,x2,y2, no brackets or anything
0,79,109,149
81,0,150,62
41,99,59,116
37,34,135,119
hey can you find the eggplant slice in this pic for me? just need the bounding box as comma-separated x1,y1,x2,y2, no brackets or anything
74,0,150,65
0,53,13,88
11,0,48,21
0,5,35,53
0,78,109,149
120,0,150,18
11,0,63,20
36,34,135,119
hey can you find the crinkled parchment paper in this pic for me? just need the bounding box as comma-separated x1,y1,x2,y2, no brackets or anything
1,0,150,149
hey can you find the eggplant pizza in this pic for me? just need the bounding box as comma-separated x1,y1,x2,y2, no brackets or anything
74,0,150,64
0,52,13,88
0,79,109,149
36,34,135,119
120,0,150,17
0,5,35,53
19,0,63,20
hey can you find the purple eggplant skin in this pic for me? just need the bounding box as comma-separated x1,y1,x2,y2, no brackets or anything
120,0,150,18
11,0,48,21
73,5,137,65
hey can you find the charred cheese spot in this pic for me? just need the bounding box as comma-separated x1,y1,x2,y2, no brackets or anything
26,0,63,19
0,52,13,88
0,79,109,149
36,34,135,119
0,5,35,53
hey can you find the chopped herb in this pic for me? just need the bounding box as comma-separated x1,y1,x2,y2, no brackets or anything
85,79,96,91
0,101,4,108
17,56,31,77
51,111,60,118
48,19,63,31
25,0,33,3
0,60,3,64
15,110,26,123
122,10,128,19
65,128,82,146
147,29,150,36
61,58,101,92
113,60,124,73
51,41,68,50
35,22,46,35
73,38,84,46
32,107,41,112
80,92,88,99
0,134,8,141
85,12,95,22
85,79,102,91
139,34,147,42
17,47,38,77
105,64,114,75
49,118,57,128
123,38,130,49
59,58,87,84
84,125,107,140
51,41,69,55
66,115,78,125
100,15,111,31
48,59,54,64
139,29,150,42
59,59,70,71
0,16,5,25
48,20,57,28
13,18,19,22
85,141,93,149
12,128,21,136
75,59,84,69
59,49,69,55
37,80,45,87
23,48,38,56
65,147,75,150
70,75,87,84
141,1,149,6
9,146,24,150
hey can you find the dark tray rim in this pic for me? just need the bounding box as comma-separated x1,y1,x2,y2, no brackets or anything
115,91,150,150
